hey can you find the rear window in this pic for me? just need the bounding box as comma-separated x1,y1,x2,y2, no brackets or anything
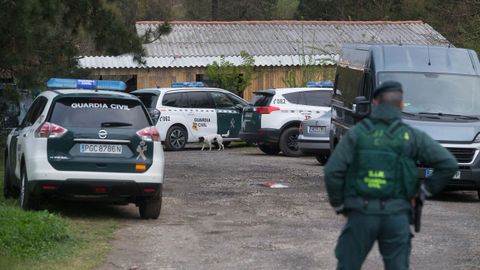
134,93,158,109
283,92,301,104
300,91,332,106
162,92,189,108
251,94,273,106
49,97,150,129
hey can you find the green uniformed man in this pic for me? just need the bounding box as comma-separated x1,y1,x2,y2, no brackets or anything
324,81,458,270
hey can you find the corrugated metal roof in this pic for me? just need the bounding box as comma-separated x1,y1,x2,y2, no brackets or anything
79,54,337,69
80,20,450,69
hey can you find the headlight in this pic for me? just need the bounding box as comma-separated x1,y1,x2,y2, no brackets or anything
474,133,480,143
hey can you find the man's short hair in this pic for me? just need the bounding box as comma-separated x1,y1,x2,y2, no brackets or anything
373,81,403,99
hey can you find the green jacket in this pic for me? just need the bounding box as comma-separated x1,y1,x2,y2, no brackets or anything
324,104,458,214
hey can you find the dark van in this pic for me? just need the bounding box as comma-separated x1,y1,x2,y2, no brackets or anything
331,44,480,199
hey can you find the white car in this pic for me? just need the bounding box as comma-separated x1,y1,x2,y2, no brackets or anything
240,82,333,156
3,78,164,219
131,83,248,151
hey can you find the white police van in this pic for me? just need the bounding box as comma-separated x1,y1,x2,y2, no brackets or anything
3,79,165,219
131,82,248,151
240,82,333,157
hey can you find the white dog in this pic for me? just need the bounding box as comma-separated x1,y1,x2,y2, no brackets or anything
200,130,230,151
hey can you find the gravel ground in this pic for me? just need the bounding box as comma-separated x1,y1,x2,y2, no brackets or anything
98,146,480,270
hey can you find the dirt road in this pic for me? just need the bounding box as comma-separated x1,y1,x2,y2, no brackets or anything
98,146,480,270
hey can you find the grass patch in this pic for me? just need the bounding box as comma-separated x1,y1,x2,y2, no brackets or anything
0,161,119,270
0,207,71,259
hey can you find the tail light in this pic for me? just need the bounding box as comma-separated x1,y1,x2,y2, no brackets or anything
299,122,304,135
256,106,280,114
35,122,67,138
136,126,160,142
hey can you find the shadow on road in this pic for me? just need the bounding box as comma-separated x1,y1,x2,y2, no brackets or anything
430,191,479,203
39,200,139,220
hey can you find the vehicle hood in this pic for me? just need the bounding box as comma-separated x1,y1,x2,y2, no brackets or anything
403,118,480,143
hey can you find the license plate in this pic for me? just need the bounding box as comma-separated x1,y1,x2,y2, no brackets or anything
80,144,123,154
425,169,461,179
244,112,253,118
308,126,326,133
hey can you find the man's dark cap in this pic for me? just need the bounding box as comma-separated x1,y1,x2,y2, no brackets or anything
373,81,403,99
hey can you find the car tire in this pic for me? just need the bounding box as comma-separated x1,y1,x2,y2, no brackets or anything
279,127,303,157
315,154,329,165
139,194,162,220
258,143,280,155
165,126,187,151
19,166,37,210
3,157,14,199
222,141,231,147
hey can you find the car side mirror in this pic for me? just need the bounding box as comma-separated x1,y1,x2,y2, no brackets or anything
352,96,371,119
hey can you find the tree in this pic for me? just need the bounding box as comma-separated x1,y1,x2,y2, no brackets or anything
0,0,170,89
183,0,278,20
282,55,332,87
295,0,336,20
206,51,255,96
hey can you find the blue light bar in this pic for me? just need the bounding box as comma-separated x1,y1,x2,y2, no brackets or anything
306,81,334,88
47,78,126,91
171,82,205,88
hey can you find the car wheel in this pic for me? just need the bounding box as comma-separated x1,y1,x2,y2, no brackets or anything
222,141,231,147
315,154,329,165
279,127,303,157
257,143,280,155
3,157,14,199
19,166,37,210
165,126,187,151
138,194,162,219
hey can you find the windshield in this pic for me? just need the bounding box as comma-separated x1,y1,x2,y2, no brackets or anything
378,72,480,116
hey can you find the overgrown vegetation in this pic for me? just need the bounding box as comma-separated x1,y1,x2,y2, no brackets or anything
0,163,118,270
0,207,71,259
206,51,255,96
0,0,171,89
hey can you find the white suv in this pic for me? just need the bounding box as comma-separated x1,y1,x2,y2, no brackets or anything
3,79,165,219
240,83,333,156
132,85,248,150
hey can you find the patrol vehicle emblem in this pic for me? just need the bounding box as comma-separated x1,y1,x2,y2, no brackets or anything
136,141,147,160
98,129,108,139
230,118,236,128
